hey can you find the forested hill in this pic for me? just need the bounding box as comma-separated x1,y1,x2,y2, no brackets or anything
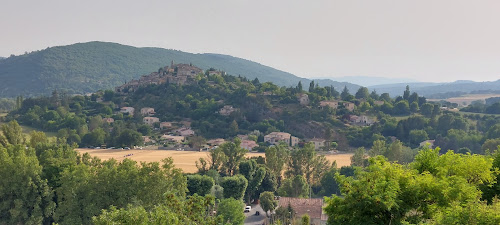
0,41,359,97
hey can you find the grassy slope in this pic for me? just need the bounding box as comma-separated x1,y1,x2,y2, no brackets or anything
0,42,359,97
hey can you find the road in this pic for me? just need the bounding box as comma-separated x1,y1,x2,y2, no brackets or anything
244,204,267,225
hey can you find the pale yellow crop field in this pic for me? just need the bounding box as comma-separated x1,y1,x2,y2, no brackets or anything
76,148,353,173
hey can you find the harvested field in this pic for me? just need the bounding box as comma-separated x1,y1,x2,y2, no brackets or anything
428,94,500,106
76,148,353,173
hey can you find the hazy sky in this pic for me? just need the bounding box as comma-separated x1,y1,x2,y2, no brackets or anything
2,0,500,82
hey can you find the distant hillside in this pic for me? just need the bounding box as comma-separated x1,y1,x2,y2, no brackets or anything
315,76,419,87
369,80,500,97
0,42,359,97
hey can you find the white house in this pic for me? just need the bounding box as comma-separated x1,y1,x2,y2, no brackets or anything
143,117,160,126
120,107,135,115
140,107,155,116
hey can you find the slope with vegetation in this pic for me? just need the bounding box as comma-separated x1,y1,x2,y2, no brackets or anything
0,41,358,97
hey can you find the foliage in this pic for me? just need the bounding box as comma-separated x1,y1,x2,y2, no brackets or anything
260,191,277,217
220,175,248,200
216,198,245,225
278,175,309,198
187,174,214,196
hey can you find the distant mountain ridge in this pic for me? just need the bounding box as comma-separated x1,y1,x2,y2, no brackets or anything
369,80,500,97
314,76,419,87
0,41,359,97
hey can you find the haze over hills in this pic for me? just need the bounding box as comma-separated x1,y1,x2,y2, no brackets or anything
314,76,419,87
369,79,500,97
0,41,359,98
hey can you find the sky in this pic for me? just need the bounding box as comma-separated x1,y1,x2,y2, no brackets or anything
1,0,500,82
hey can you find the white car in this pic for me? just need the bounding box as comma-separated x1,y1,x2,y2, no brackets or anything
244,206,251,212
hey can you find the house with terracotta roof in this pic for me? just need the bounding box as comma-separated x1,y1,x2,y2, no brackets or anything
277,197,328,225
297,93,310,106
160,122,173,129
175,127,195,136
343,102,355,111
218,105,237,116
240,140,259,150
207,138,226,146
102,117,114,123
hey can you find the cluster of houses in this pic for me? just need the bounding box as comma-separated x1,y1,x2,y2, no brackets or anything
115,62,204,93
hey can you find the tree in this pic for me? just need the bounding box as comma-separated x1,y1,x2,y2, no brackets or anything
369,140,387,157
384,140,403,162
278,175,309,198
265,144,289,181
29,130,48,148
229,120,239,136
286,143,329,184
420,103,434,117
410,102,419,113
239,160,266,203
350,147,366,167
187,175,214,196
482,138,500,153
309,81,315,93
340,86,351,101
403,85,410,100
0,145,55,224
409,130,429,147
217,198,245,225
380,93,391,102
221,139,247,176
116,129,142,147
0,120,24,147
297,81,303,92
260,191,278,217
220,175,248,200
355,87,369,99
320,163,341,196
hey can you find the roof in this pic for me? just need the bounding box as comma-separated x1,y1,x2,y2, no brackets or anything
278,197,326,221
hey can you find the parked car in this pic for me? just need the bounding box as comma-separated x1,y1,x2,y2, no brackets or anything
244,206,251,212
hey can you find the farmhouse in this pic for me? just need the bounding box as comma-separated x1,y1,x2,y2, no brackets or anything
297,93,310,106
309,138,326,150
218,105,237,116
264,132,299,146
240,140,259,150
319,100,339,109
207,138,226,146
278,197,328,225
161,134,185,143
102,117,114,123
160,122,173,129
343,102,355,111
120,107,135,115
140,107,155,116
143,117,160,126
175,127,195,136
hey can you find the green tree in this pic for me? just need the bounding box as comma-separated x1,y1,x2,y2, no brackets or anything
221,139,247,176
265,144,289,181
369,140,387,157
420,103,434,117
403,85,410,100
220,175,248,200
116,129,142,147
355,87,369,99
409,129,429,147
308,81,315,93
350,147,366,167
0,120,25,147
28,130,48,148
260,191,277,217
239,159,266,203
0,145,55,224
187,174,215,196
340,86,352,101
278,175,309,198
301,214,310,225
384,140,404,162
217,198,245,225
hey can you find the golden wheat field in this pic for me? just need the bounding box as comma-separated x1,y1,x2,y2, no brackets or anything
76,148,353,173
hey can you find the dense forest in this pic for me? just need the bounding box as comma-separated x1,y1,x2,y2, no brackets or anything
0,42,358,97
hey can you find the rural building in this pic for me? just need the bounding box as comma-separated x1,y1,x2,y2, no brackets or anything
175,127,195,136
207,138,226,146
160,122,173,129
240,140,259,150
343,102,355,111
297,93,310,106
120,107,135,115
218,105,237,116
102,117,114,123
319,100,339,109
348,115,374,126
373,100,385,106
161,134,185,143
140,107,155,116
278,197,328,225
264,132,299,146
309,138,326,150
143,117,160,126
420,140,435,148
